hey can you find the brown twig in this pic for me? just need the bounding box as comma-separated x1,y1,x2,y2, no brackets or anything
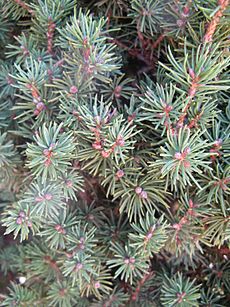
47,18,56,54
14,0,34,15
137,31,165,50
129,271,154,302
172,199,198,244
212,246,230,256
175,0,229,128
43,255,62,280
152,33,165,48
204,0,229,43
188,110,204,129
177,71,200,128
112,32,165,70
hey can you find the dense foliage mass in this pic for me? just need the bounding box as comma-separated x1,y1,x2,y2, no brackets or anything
0,0,229,306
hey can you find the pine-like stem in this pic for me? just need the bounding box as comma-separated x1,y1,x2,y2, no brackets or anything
188,111,204,129
47,18,56,54
204,0,229,43
177,73,200,127
130,271,153,301
14,0,34,15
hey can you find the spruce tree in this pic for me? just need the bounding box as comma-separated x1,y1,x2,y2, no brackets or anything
0,0,229,306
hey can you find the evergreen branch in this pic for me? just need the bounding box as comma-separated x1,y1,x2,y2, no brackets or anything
129,271,153,301
0,1,230,305
26,122,76,183
161,273,201,306
204,0,229,43
47,18,56,54
14,0,34,15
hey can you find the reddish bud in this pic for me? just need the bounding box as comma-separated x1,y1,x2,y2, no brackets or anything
164,105,173,113
146,232,153,240
189,199,194,208
19,211,26,218
72,110,78,116
135,186,142,194
92,142,102,150
176,121,184,128
23,49,29,56
128,113,136,122
183,6,190,16
101,150,110,158
218,0,226,5
26,84,32,89
44,159,51,167
70,86,78,94
124,258,130,264
116,169,124,178
177,292,186,303
94,116,101,125
7,76,14,85
188,208,196,216
183,147,191,155
16,217,23,225
86,66,94,74
66,180,73,187
36,102,45,111
94,281,101,289
181,217,188,225
34,109,40,116
75,263,83,270
189,68,195,79
140,190,148,199
55,224,61,231
174,152,182,160
49,143,55,150
35,196,44,202
116,136,125,146
83,37,88,46
173,223,182,231
50,24,56,30
177,19,184,27
130,257,135,264
114,85,122,98
214,138,222,147
55,224,66,234
43,149,50,156
80,237,85,243
183,160,191,168
44,193,53,200
188,87,196,97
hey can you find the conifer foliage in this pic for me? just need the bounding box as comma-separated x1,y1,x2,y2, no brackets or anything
0,0,229,306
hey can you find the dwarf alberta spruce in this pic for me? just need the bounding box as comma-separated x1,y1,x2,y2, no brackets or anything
0,0,229,306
